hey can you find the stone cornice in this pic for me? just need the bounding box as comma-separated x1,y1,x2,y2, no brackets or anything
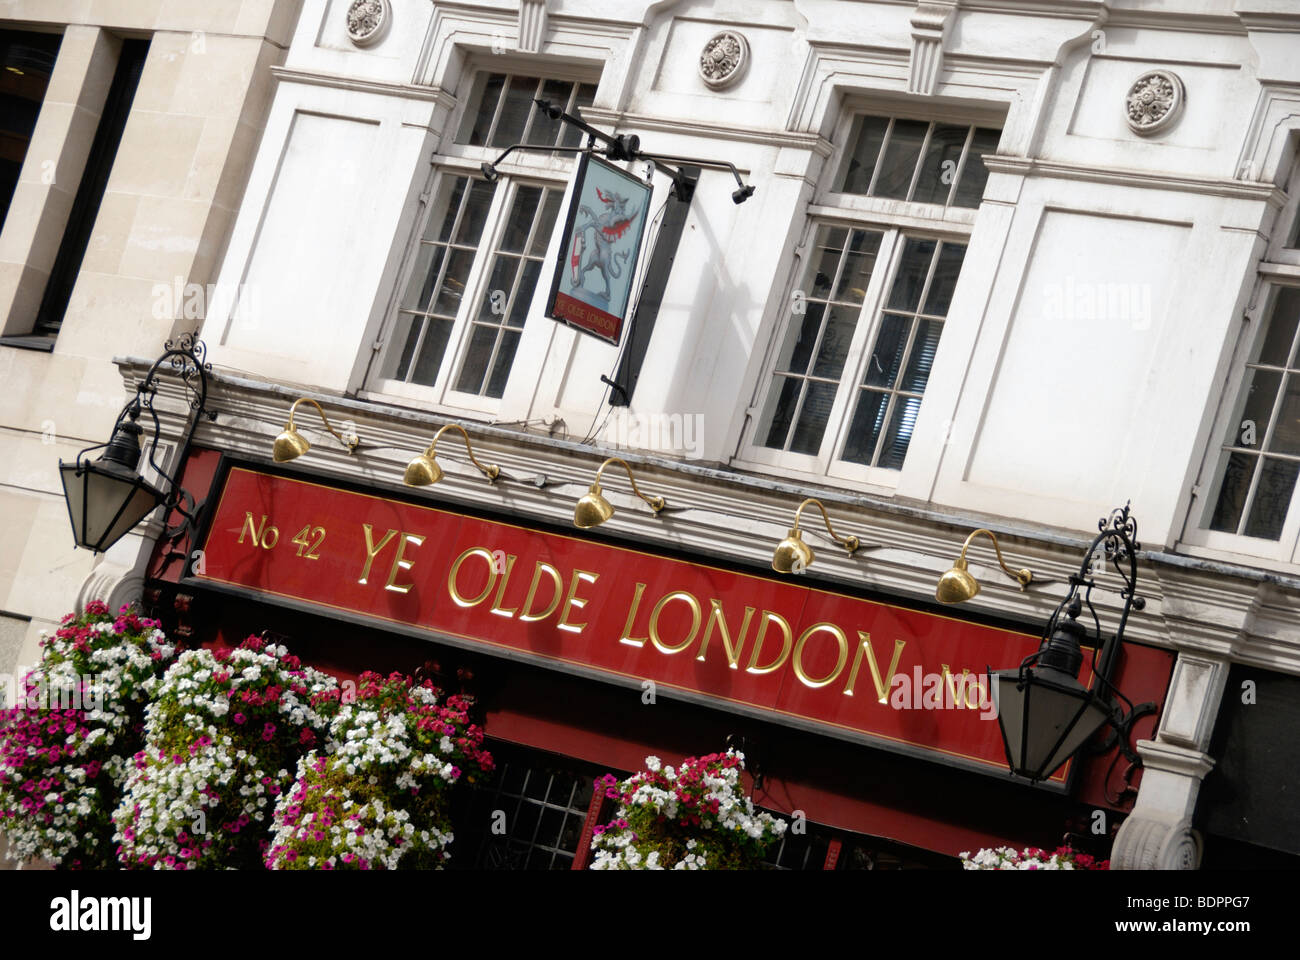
578,107,834,156
983,155,1289,206
269,65,456,111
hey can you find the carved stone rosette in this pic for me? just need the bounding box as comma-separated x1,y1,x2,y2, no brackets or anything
1125,70,1185,135
699,31,749,91
346,0,391,48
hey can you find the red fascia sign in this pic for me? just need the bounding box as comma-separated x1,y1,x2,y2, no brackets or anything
193,466,1126,785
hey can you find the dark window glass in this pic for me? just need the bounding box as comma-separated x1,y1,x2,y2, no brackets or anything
0,29,61,232
836,115,1001,209
1208,286,1300,539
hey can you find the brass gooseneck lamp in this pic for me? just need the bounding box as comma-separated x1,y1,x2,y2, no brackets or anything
404,424,500,486
935,528,1033,603
272,398,360,463
573,457,665,529
772,498,860,573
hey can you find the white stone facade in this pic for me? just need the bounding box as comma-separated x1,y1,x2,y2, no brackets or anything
5,0,1300,868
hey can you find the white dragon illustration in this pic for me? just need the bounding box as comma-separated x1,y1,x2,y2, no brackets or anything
569,185,640,299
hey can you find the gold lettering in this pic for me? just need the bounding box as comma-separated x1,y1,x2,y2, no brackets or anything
619,582,650,647
843,633,907,703
518,562,563,622
941,664,982,710
745,611,793,675
695,600,755,669
557,570,600,634
359,525,397,585
649,590,702,654
238,512,265,545
489,554,519,618
447,547,497,608
385,532,425,594
793,622,849,689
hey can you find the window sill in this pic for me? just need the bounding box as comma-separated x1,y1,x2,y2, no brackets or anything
731,454,902,500
0,333,56,352
1169,539,1300,578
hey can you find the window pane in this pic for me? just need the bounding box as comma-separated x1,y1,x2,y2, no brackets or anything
530,191,563,255
490,75,538,148
833,230,883,304
1244,458,1300,539
879,395,923,469
761,376,802,448
401,243,445,312
775,301,824,375
559,83,598,148
390,313,422,381
837,115,889,195
428,176,467,243
790,380,838,455
501,186,542,252
809,227,847,298
864,313,910,389
841,389,890,465
487,329,522,398
454,180,495,246
433,247,475,315
888,238,936,311
811,308,855,379
901,319,942,393
1209,451,1256,533
921,242,966,316
1222,368,1281,448
873,119,928,200
509,260,541,327
455,323,498,394
460,73,503,147
412,316,453,386
1269,373,1300,456
912,124,968,205
476,255,520,323
1256,287,1300,366
952,127,1000,208
528,78,571,146
0,30,61,230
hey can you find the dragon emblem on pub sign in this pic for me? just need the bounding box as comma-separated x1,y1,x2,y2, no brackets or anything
569,186,641,300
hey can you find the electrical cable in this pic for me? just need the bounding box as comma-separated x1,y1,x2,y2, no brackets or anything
580,182,674,445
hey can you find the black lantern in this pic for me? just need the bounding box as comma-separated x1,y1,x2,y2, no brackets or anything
58,334,215,556
991,504,1157,785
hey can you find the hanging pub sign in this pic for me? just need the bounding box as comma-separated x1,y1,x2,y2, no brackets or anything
545,153,652,345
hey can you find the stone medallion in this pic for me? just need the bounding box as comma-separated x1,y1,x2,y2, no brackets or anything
347,0,391,48
699,31,749,90
1125,70,1184,135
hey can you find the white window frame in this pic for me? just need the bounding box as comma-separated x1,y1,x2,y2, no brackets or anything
366,66,597,417
736,102,996,492
1180,144,1300,567
1184,272,1300,566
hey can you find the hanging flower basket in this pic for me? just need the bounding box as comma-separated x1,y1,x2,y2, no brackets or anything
265,671,494,870
590,749,786,870
959,844,1109,870
0,601,176,869
112,636,340,869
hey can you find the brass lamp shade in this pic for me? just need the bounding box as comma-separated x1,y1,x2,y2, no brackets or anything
936,557,980,604
574,482,615,529
272,398,359,463
272,425,310,463
403,451,444,487
772,528,814,574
